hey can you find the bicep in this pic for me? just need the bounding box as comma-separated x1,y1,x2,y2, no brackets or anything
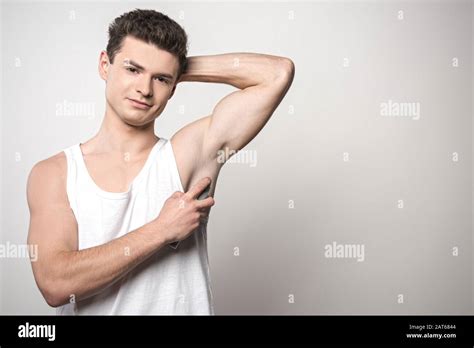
205,67,294,158
27,158,78,283
174,80,291,176
171,61,294,183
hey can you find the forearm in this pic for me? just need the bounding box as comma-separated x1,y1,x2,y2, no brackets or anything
179,53,292,89
50,223,165,307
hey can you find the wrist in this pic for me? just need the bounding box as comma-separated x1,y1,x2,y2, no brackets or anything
141,220,168,248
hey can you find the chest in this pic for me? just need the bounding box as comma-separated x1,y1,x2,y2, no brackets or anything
83,153,149,193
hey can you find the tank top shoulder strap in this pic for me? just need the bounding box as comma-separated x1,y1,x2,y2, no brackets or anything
158,137,185,193
62,144,80,213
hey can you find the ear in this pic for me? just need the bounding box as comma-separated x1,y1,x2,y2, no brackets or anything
98,51,110,81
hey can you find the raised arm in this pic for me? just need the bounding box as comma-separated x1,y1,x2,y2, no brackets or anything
171,52,295,185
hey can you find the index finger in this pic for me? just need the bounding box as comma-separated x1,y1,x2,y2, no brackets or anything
185,177,211,200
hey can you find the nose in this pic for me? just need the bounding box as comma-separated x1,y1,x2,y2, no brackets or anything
136,75,153,98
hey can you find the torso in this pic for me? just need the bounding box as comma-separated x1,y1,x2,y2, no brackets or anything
43,130,220,255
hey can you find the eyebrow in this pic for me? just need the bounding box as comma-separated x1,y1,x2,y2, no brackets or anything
126,59,174,80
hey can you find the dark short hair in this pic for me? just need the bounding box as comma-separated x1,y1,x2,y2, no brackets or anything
106,9,188,80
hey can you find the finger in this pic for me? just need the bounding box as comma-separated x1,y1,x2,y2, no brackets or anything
197,205,211,213
199,211,210,224
195,196,215,209
185,177,211,200
171,191,184,199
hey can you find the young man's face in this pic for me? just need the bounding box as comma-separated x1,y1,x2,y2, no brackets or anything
99,35,180,127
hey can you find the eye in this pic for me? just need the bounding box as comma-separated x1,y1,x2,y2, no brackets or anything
155,76,170,85
126,67,139,74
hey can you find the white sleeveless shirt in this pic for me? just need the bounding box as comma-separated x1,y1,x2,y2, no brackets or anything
56,137,214,315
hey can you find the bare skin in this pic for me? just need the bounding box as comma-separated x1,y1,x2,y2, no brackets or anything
26,36,294,308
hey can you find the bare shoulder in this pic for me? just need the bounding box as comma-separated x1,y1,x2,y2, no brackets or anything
27,150,79,264
27,151,69,211
28,151,67,186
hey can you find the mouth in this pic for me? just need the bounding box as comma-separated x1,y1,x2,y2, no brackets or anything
127,98,153,109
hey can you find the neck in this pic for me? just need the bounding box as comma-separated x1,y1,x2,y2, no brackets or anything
91,104,159,154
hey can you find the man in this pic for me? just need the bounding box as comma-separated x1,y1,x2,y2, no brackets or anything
26,9,294,315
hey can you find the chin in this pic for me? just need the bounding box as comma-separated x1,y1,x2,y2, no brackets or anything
130,120,153,128
117,107,162,127
120,115,151,127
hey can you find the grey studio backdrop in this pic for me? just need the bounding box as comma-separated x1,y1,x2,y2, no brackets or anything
0,0,472,315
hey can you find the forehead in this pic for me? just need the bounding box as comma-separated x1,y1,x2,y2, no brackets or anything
116,36,179,76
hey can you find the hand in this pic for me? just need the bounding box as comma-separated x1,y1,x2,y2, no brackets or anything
150,177,215,244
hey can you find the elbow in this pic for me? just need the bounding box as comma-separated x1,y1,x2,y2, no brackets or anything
38,278,70,308
44,292,66,308
45,296,62,308
273,57,295,86
31,255,73,308
277,57,295,79
282,58,295,77
43,287,68,308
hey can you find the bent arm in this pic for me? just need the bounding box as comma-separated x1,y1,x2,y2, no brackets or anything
27,157,167,308
38,224,165,308
172,52,294,175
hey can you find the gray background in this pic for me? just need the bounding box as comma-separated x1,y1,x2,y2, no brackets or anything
1,0,472,314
